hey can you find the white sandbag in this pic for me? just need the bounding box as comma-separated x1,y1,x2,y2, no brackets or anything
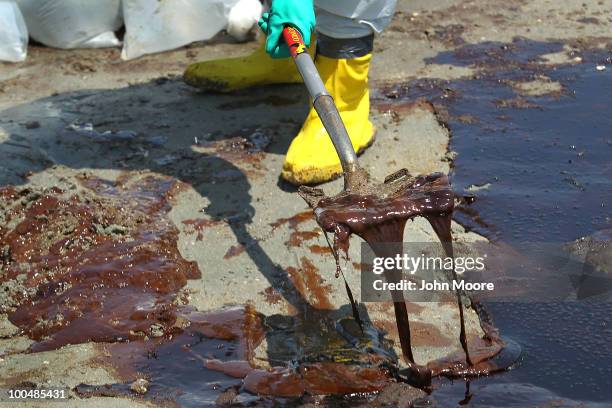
16,0,122,49
0,1,28,62
121,0,241,60
227,0,263,42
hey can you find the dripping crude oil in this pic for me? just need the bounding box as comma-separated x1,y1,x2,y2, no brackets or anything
305,171,483,386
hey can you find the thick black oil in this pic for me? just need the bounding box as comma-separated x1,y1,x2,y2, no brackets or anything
376,39,612,406
379,39,610,243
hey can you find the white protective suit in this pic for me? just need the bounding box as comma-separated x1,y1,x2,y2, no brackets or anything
314,0,397,39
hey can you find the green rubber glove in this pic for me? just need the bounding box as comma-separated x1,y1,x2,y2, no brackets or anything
258,0,315,59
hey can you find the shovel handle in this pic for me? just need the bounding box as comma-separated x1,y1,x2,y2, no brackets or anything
281,27,358,184
282,26,309,58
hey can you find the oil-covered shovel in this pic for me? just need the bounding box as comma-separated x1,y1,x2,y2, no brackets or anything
281,26,473,387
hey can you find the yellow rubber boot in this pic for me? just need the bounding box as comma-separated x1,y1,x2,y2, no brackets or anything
184,39,304,92
281,54,375,185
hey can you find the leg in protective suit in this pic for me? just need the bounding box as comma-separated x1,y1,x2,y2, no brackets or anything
184,0,398,185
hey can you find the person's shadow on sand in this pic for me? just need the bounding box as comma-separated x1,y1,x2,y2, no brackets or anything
0,77,395,369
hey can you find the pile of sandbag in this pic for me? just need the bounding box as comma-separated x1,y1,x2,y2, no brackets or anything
16,0,122,49
122,0,233,60
121,0,262,60
0,1,28,62
1,0,263,63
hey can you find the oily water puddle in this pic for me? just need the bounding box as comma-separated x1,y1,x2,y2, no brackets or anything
374,39,611,406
